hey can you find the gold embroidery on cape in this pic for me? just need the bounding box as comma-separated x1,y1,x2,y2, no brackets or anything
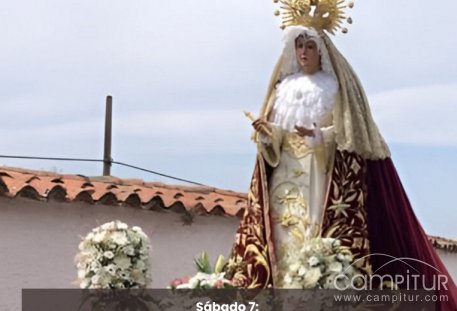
226,150,373,288
321,150,372,274
225,163,272,288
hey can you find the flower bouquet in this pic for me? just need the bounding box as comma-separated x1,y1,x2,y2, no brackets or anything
170,252,235,289
75,220,152,289
282,237,363,289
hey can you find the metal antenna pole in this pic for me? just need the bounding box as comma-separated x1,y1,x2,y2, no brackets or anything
103,95,113,176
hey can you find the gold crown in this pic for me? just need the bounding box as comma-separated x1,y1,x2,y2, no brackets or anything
273,0,354,34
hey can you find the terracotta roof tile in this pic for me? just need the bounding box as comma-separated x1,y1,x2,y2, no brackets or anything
428,235,457,253
1,166,456,251
0,166,246,217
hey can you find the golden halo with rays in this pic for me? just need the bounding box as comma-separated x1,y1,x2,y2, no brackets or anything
273,0,355,34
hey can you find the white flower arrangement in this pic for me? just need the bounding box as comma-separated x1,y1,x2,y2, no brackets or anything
283,237,362,289
173,272,234,289
170,252,235,289
75,220,152,289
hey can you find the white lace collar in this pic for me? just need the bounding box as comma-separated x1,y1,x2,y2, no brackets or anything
271,71,338,132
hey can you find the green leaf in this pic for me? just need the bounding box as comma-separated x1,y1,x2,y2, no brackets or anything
195,252,211,273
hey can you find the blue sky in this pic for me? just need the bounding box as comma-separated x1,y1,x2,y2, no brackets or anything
1,0,456,237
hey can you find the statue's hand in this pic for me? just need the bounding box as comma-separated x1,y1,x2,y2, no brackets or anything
252,118,273,137
295,125,315,137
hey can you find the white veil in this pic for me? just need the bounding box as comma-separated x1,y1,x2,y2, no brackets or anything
278,26,336,80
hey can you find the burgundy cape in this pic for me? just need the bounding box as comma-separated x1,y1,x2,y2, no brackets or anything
227,150,457,310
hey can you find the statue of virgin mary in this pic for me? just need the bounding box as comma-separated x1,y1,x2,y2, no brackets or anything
225,1,457,309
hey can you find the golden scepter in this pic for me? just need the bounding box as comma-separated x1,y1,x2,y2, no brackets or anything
243,111,273,137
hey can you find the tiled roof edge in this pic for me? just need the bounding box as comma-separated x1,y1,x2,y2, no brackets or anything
0,166,247,217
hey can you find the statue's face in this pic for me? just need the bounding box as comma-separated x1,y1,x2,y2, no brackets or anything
295,35,321,74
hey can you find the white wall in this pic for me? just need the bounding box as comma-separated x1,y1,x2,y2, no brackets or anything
437,249,457,284
0,196,240,311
